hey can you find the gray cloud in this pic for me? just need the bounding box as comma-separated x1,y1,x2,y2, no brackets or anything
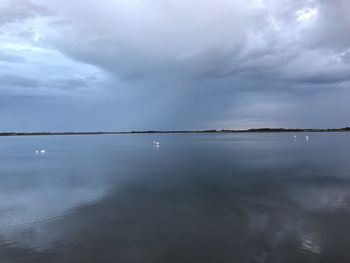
0,73,103,97
0,52,25,62
0,0,350,131
0,74,39,87
0,0,50,25
41,0,350,84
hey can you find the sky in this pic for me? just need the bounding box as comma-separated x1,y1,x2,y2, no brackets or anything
0,0,350,131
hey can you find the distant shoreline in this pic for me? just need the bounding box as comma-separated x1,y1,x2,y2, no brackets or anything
1,128,350,137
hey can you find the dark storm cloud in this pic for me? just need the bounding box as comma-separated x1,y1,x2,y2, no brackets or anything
43,0,350,85
0,0,350,130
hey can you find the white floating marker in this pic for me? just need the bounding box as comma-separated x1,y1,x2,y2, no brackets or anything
305,136,309,141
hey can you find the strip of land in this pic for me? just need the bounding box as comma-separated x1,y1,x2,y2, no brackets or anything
0,128,350,136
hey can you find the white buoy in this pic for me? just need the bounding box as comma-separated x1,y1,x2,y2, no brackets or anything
305,136,309,141
40,149,46,154
35,150,39,154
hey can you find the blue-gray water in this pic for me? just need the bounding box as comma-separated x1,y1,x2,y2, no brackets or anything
1,133,350,263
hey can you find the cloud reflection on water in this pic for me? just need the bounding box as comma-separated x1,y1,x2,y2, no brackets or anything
1,133,350,262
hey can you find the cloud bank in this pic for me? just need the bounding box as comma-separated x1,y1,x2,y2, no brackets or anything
0,0,349,130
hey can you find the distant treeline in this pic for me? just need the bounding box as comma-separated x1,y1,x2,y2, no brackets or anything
235,127,350,132
1,127,350,136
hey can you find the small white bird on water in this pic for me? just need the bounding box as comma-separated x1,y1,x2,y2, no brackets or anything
305,135,309,141
153,141,160,147
35,149,46,154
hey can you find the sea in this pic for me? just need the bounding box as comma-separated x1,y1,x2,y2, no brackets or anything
0,133,349,262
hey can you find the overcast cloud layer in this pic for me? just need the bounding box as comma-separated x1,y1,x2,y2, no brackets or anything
0,0,350,131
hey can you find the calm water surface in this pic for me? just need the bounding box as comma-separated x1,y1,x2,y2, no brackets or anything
0,133,350,262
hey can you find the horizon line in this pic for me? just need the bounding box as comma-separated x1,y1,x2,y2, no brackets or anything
1,127,350,136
